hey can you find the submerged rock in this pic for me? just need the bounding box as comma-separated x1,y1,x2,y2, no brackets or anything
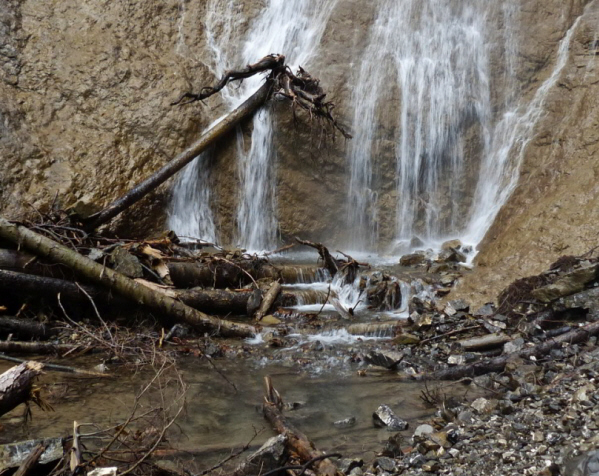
373,404,409,431
334,417,357,428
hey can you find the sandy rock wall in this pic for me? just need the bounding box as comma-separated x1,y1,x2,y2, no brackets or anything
457,0,599,305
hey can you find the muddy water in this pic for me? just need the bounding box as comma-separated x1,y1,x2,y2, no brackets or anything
0,352,473,471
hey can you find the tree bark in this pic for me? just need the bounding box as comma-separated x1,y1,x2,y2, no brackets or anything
0,218,256,338
0,316,57,340
167,260,324,288
82,80,272,231
263,376,338,476
0,361,43,416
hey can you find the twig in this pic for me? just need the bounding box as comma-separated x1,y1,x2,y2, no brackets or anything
315,283,332,317
203,354,238,393
196,427,264,475
261,453,342,476
0,354,108,377
419,325,481,345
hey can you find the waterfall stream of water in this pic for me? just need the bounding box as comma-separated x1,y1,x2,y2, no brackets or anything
169,0,580,256
169,0,337,250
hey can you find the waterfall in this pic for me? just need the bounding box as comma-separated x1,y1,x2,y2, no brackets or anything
347,0,493,251
169,0,337,250
462,13,583,246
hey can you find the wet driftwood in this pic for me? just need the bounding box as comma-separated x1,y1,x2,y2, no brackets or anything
262,376,338,476
0,361,43,416
0,218,256,339
295,238,339,277
417,320,599,381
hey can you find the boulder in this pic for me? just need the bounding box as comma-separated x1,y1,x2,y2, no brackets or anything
373,404,409,431
400,252,427,266
531,264,599,303
233,435,287,476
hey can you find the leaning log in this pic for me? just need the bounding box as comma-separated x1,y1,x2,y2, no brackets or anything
417,320,599,381
255,281,282,321
0,316,56,340
0,218,256,338
263,376,338,476
0,362,43,416
81,80,272,231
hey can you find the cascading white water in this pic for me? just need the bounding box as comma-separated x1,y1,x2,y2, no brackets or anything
462,14,583,245
348,0,493,251
169,0,337,250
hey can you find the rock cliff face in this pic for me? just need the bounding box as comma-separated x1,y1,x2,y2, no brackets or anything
457,0,599,305
0,0,597,300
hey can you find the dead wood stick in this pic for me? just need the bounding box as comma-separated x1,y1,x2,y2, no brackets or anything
0,354,108,377
0,341,81,355
14,443,45,476
172,54,285,105
0,316,57,340
295,237,338,277
0,218,257,338
82,80,271,231
255,280,282,321
262,376,338,476
0,361,43,416
414,320,599,381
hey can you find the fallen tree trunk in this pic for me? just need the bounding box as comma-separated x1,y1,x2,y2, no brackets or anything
0,361,43,416
262,376,338,476
255,281,282,321
416,320,599,381
0,218,256,338
0,269,128,308
0,316,57,340
177,287,295,315
167,260,324,288
81,80,272,231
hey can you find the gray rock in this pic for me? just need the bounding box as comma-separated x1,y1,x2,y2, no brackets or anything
503,337,525,354
334,416,357,428
437,247,467,263
471,397,498,414
473,303,495,317
413,424,435,438
559,287,599,320
365,350,404,369
532,263,599,303
110,247,143,278
568,449,599,476
449,299,470,312
373,404,409,431
374,457,397,472
441,239,463,251
338,458,363,474
400,252,427,266
233,435,287,476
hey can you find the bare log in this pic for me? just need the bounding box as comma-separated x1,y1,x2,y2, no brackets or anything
0,269,128,309
0,341,80,355
416,320,599,381
0,361,43,416
263,376,338,476
167,260,325,288
81,80,272,231
0,316,56,340
0,219,256,338
255,281,282,321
